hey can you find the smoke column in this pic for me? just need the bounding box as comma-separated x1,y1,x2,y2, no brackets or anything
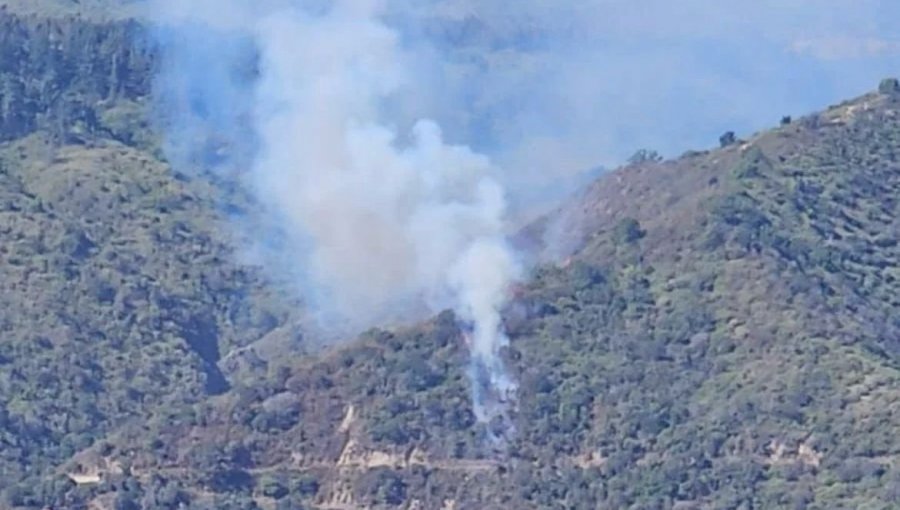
151,0,519,424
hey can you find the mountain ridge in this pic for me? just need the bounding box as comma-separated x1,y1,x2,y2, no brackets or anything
29,87,899,510
0,6,899,509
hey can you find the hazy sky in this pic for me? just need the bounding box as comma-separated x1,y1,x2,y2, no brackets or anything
150,0,900,209
148,0,899,350
400,0,900,162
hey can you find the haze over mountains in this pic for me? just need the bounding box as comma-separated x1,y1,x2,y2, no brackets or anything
0,2,899,510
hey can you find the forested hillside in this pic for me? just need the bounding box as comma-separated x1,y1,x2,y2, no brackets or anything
0,8,298,505
0,4,899,510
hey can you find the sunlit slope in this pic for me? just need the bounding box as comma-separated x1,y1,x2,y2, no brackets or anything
1,4,900,508
50,87,900,510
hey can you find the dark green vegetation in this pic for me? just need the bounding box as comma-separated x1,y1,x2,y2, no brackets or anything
0,7,152,145
1,5,900,510
0,8,297,507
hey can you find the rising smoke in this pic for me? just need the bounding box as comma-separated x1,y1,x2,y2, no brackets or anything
151,0,520,424
148,0,895,430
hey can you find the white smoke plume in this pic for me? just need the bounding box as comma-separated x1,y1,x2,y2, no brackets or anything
151,0,520,424
146,0,896,429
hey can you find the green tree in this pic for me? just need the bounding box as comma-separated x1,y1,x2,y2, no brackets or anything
628,148,663,165
614,218,646,244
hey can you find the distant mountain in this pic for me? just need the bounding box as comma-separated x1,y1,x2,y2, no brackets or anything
0,0,137,19
1,5,899,510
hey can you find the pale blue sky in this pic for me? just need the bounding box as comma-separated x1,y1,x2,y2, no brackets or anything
149,0,900,327
389,0,900,172
152,0,900,211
